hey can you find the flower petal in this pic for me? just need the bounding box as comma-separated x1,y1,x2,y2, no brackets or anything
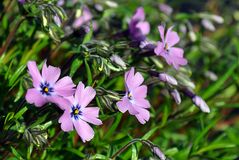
27,61,42,88
135,107,150,124
158,25,165,42
48,96,71,111
58,111,73,132
75,82,96,108
73,6,92,28
125,68,144,90
132,7,145,21
132,85,147,99
116,96,130,113
42,61,61,84
82,107,102,125
170,47,184,57
133,98,151,108
154,42,165,56
25,88,46,107
73,119,94,143
54,76,76,97
136,21,150,35
165,26,180,47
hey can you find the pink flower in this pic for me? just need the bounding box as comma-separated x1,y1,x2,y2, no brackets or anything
25,61,75,107
154,25,187,69
129,7,150,42
116,68,151,124
57,82,102,142
73,6,92,28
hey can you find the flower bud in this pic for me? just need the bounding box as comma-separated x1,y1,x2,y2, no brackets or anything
159,3,173,15
53,15,61,27
152,146,166,160
170,89,181,104
110,55,126,69
202,19,215,31
139,40,156,49
192,96,210,113
210,15,224,24
159,73,178,86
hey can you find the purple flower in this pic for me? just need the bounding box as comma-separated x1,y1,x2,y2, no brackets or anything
154,25,187,69
73,6,93,29
18,0,26,4
25,61,75,107
116,68,151,124
159,3,173,16
57,82,102,142
129,7,150,42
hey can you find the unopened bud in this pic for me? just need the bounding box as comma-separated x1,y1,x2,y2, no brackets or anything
210,15,224,24
202,19,215,31
152,146,166,160
159,3,173,16
110,55,126,69
139,40,156,49
170,89,181,104
53,15,61,27
159,73,178,86
192,96,210,113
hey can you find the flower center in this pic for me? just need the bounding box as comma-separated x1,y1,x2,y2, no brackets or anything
73,108,79,115
127,92,133,100
43,87,49,93
71,105,82,120
164,43,169,52
40,82,53,96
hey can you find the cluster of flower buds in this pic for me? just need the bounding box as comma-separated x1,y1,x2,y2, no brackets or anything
149,70,210,113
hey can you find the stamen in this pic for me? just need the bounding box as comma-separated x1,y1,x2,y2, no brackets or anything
164,43,169,52
71,105,82,120
44,87,49,93
127,92,133,100
73,109,79,115
40,82,53,96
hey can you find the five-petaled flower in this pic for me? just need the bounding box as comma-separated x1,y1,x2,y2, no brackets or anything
129,7,150,42
154,25,187,69
25,61,75,107
116,68,151,124
57,82,102,142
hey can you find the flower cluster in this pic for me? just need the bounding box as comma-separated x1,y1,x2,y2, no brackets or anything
129,7,187,70
26,61,151,142
25,61,102,142
128,7,209,112
25,6,210,144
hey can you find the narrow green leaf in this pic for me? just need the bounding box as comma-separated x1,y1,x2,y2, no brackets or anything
8,65,26,86
69,59,83,77
131,145,138,160
202,61,238,99
104,113,122,139
14,106,28,120
84,59,92,85
191,118,219,152
11,146,23,159
82,23,93,44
